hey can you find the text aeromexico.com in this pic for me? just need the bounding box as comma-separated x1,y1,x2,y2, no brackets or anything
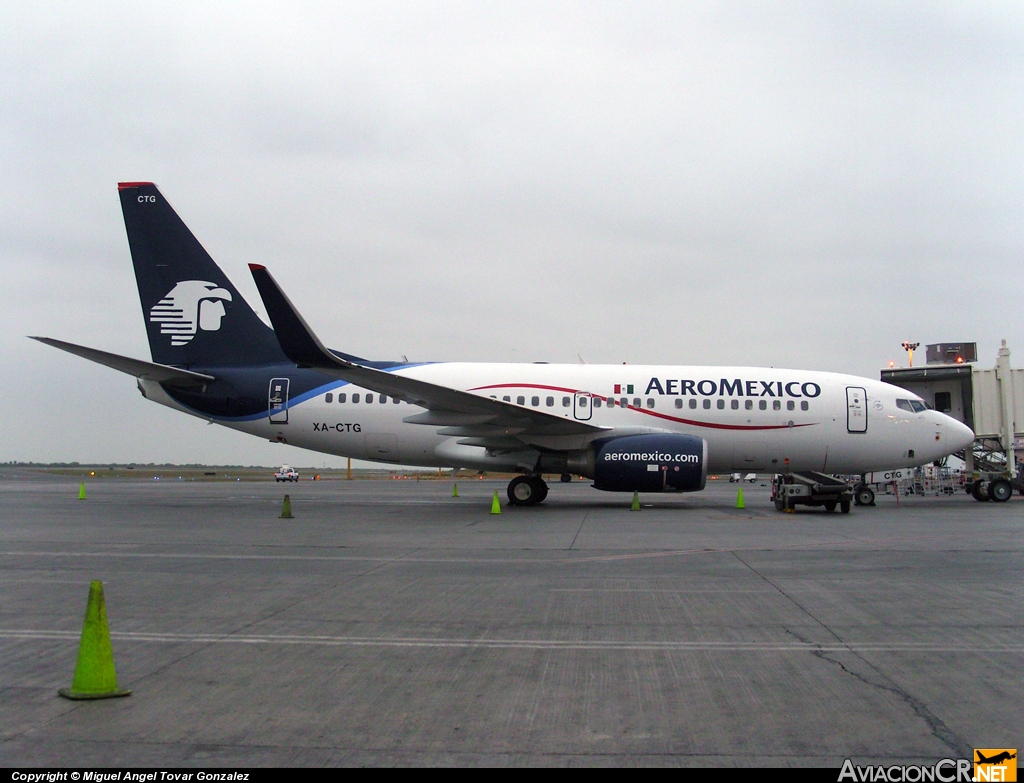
603,452,699,463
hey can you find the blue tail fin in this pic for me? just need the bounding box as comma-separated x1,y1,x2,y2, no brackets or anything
118,182,285,368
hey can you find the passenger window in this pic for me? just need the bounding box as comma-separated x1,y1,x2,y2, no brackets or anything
593,398,601,408
689,399,697,409
503,396,511,402
338,393,346,403
731,399,739,410
352,393,360,403
646,398,655,408
759,400,766,410
366,394,373,403
787,400,795,411
745,399,752,410
393,397,400,404
632,398,640,407
517,396,525,405
801,401,809,411
531,396,540,406
674,399,683,409
546,396,554,407
579,397,588,407
325,393,333,403
773,400,780,410
620,397,628,407
379,394,386,404
562,397,570,407
703,399,711,409
717,399,725,409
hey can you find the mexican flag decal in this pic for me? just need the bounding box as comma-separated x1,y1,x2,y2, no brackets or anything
613,384,634,394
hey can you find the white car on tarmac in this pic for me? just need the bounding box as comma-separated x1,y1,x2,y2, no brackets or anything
274,465,299,482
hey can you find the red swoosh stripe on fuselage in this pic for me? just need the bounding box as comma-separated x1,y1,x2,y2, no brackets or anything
467,383,817,431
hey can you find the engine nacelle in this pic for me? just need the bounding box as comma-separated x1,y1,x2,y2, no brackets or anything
592,433,707,493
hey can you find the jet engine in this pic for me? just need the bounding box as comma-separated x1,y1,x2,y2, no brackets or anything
559,433,708,492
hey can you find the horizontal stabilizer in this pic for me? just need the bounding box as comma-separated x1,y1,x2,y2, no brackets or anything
248,264,602,437
29,337,216,387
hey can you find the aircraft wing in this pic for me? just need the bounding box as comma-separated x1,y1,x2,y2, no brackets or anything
29,336,215,387
248,265,604,438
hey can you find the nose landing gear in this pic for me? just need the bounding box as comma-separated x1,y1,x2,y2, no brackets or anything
854,485,876,506
507,475,549,506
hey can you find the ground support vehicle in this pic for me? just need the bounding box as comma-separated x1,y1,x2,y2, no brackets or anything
772,472,854,513
274,465,299,482
958,438,1022,502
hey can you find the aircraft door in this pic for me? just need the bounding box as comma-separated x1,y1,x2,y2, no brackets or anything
269,378,290,424
846,386,867,433
574,392,593,421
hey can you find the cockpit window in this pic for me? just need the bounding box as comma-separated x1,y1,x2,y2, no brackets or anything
897,399,928,413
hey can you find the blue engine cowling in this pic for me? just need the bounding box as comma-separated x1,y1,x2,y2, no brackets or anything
592,433,708,492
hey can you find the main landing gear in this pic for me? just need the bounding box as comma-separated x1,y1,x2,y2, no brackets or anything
507,475,549,506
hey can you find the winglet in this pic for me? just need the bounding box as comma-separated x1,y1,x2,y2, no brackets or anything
248,265,346,369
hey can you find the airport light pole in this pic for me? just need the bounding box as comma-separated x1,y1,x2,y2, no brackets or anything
902,341,920,367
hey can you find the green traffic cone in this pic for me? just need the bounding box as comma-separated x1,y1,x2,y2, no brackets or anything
452,483,459,498
736,486,745,509
280,494,293,519
490,491,502,515
631,491,640,511
78,482,86,500
58,581,130,700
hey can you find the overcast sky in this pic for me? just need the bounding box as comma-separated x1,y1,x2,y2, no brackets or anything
3,2,1023,465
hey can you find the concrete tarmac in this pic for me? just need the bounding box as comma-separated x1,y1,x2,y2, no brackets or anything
0,474,1020,766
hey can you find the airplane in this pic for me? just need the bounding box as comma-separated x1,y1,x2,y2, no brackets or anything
31,182,976,507
976,752,1016,765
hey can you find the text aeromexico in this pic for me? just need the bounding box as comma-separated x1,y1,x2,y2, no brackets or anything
643,378,822,398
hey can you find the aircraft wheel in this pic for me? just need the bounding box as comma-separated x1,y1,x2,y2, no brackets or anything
840,500,851,514
989,479,1012,503
560,473,572,483
855,486,875,506
824,500,837,512
532,476,549,503
971,481,987,501
508,475,547,506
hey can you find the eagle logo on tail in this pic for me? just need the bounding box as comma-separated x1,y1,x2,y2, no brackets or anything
149,280,232,346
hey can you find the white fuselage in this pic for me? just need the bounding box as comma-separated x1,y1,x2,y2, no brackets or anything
144,363,975,475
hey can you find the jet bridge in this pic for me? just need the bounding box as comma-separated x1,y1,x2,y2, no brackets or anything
881,340,1022,501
